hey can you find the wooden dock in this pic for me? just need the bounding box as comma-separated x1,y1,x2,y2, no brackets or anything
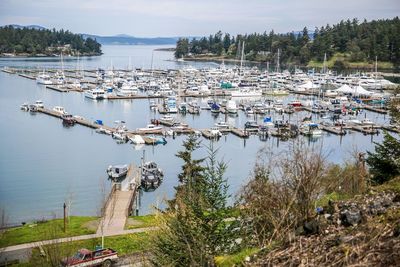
351,125,379,135
97,163,141,235
363,105,388,114
320,125,346,135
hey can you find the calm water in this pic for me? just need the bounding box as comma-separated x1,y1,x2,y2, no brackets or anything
0,45,392,225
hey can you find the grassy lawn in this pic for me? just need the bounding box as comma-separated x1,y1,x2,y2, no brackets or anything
125,215,157,230
17,232,151,267
308,53,393,69
0,216,98,248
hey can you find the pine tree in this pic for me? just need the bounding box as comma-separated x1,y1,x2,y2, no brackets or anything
366,132,400,184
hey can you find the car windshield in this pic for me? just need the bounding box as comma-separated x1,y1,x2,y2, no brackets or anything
73,252,84,260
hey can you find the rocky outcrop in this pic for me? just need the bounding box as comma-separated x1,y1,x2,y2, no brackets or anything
248,192,400,266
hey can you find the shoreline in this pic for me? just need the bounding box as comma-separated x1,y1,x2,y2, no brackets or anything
0,53,103,58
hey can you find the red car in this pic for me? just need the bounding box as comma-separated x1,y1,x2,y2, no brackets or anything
61,248,118,267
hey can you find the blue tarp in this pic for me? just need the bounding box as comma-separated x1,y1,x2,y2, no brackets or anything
95,120,103,125
263,117,272,123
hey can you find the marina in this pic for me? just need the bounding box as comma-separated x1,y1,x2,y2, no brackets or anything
0,45,398,226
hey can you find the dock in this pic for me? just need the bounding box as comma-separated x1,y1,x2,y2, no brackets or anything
363,105,388,114
320,125,346,135
97,163,141,235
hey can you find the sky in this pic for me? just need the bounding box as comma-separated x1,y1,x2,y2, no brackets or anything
0,0,399,37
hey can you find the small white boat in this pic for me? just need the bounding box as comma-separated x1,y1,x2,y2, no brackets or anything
226,100,238,114
36,72,53,85
84,88,107,100
361,119,375,126
53,106,66,114
129,135,145,144
95,127,112,135
107,164,129,179
34,100,44,108
215,120,230,129
137,124,163,132
20,103,29,111
209,127,223,138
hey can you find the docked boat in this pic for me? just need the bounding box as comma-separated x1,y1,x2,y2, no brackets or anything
137,124,163,132
288,100,302,107
215,120,231,129
129,135,145,144
95,127,112,135
149,100,158,109
107,164,129,179
20,103,29,111
230,87,263,97
226,100,238,114
300,123,323,136
141,161,164,189
53,106,66,114
361,118,375,126
244,106,254,115
146,136,167,145
209,127,223,138
210,102,221,113
245,120,259,129
34,100,44,108
61,114,75,126
36,72,53,85
166,97,178,113
116,83,139,97
84,88,107,100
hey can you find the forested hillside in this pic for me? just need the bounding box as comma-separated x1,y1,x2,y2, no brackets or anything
0,26,102,56
175,17,400,69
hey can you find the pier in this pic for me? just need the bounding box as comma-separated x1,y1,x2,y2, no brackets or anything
97,163,141,235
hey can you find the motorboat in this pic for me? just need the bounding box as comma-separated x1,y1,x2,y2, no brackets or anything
84,88,106,100
215,120,231,129
226,100,238,114
300,123,323,136
244,106,254,115
166,97,178,113
137,124,163,132
53,106,66,114
107,164,129,179
95,127,112,135
245,120,259,129
34,100,44,108
361,118,375,126
61,114,75,126
116,83,139,97
149,100,158,109
209,127,223,138
129,135,145,144
36,72,53,85
211,102,221,113
288,100,302,107
20,103,29,111
146,136,167,145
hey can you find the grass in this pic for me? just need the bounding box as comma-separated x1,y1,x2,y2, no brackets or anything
374,176,400,194
0,216,98,248
125,215,157,230
215,248,259,267
316,192,352,208
16,232,152,267
307,52,394,69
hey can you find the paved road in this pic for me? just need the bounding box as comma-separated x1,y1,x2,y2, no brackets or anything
0,227,157,264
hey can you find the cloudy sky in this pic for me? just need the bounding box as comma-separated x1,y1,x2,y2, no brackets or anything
0,0,399,37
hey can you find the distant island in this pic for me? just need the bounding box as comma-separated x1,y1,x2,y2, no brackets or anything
0,25,102,57
175,17,400,70
81,34,179,46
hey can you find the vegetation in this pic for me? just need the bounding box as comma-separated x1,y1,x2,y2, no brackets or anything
152,136,239,266
366,131,400,184
0,216,97,248
19,233,151,267
0,26,102,56
125,215,157,229
175,17,400,69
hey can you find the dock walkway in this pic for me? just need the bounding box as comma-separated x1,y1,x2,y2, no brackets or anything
97,164,141,235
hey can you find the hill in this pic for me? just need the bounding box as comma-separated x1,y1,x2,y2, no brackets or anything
81,34,179,45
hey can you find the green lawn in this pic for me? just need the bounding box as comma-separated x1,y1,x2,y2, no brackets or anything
17,233,152,267
125,215,157,229
308,53,394,69
215,248,259,267
0,216,98,248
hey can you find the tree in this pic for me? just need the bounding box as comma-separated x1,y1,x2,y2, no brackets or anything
153,139,237,266
366,132,400,184
174,38,189,59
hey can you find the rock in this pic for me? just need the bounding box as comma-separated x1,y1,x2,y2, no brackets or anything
393,194,400,203
340,210,362,226
303,220,320,235
393,221,400,237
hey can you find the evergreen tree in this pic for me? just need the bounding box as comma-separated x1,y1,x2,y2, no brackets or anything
153,139,237,266
366,132,400,184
